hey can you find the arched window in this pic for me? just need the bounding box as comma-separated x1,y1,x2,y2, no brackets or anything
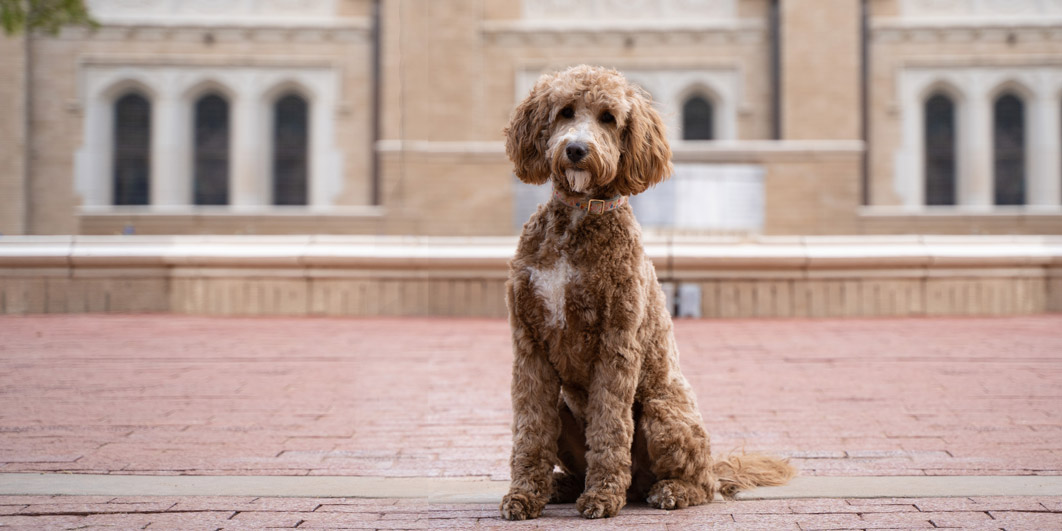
924,92,956,206
273,93,309,205
193,93,230,205
682,95,714,141
113,92,151,205
993,92,1025,205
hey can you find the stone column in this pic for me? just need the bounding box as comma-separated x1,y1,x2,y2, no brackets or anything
1029,95,1061,206
962,92,993,207
903,89,924,207
230,88,263,206
77,96,110,207
151,87,188,206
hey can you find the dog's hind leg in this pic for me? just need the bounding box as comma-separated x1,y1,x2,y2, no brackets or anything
550,470,584,503
628,402,657,502
550,400,586,503
639,380,716,510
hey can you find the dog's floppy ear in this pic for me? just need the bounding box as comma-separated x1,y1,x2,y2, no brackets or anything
504,75,554,185
613,88,673,196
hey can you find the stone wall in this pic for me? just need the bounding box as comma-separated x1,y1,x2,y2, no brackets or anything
3,0,1060,238
867,0,1062,221
16,2,374,235
0,34,26,236
780,0,861,141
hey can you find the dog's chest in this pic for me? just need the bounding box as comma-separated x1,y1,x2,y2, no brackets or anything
527,256,577,328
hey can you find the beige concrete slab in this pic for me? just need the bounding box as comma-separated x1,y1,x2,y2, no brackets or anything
2,473,1061,502
0,473,504,502
736,475,1062,500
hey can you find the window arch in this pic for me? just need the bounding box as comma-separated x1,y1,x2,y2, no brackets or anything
193,93,230,205
273,93,309,205
993,92,1025,205
113,92,151,205
924,92,956,206
682,94,714,140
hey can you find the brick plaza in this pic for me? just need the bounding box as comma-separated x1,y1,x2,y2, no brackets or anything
1,314,1060,529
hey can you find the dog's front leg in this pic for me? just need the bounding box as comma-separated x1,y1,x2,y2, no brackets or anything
500,328,561,521
577,333,641,519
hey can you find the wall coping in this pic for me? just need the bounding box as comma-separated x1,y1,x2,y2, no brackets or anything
1,235,1059,272
77,206,387,217
860,206,1062,216
481,19,764,35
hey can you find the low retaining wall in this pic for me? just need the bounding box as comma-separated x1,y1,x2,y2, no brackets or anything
0,235,1059,318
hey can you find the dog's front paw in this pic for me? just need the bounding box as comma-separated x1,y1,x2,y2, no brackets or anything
500,490,545,520
576,488,625,519
647,479,705,510
647,480,684,510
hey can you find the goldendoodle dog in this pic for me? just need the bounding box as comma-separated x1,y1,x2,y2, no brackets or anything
500,65,795,520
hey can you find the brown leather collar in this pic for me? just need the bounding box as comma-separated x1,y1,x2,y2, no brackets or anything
552,189,628,215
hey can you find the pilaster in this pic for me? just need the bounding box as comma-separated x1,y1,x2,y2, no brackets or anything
231,94,264,206
963,92,992,207
151,88,186,206
1029,96,1061,206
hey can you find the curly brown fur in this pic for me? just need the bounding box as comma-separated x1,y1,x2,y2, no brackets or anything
500,65,795,521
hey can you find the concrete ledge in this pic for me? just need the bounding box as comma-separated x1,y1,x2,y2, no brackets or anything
77,209,388,237
481,19,765,36
2,234,1060,269
858,207,1062,236
0,235,1059,316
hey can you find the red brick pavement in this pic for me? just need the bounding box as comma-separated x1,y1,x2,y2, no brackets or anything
1,315,1060,478
1,315,1061,529
0,495,1059,529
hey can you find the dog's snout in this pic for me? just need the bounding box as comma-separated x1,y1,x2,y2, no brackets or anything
565,142,588,163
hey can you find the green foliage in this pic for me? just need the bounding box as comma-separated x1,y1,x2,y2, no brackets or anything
1,0,97,36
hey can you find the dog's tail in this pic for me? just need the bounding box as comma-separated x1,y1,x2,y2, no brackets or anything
712,452,797,499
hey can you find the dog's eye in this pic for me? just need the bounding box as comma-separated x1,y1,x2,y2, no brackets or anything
599,111,615,124
560,106,574,119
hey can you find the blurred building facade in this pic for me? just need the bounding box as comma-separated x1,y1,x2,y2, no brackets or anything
1,0,1061,237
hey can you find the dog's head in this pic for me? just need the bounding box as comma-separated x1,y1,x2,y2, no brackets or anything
504,65,673,197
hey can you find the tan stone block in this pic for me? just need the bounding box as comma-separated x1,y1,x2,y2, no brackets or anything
718,281,755,318
699,281,721,318
107,278,168,313
409,278,431,316
1047,276,1062,312
795,280,831,318
169,277,189,313
1,278,28,313
0,35,26,236
379,280,403,316
1023,277,1047,314
749,280,790,318
781,0,861,141
450,280,470,317
428,279,453,316
483,279,506,318
327,279,364,316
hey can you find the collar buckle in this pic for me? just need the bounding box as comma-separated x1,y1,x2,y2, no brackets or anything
552,188,626,215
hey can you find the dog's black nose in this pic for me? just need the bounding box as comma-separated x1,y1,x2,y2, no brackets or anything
565,142,588,163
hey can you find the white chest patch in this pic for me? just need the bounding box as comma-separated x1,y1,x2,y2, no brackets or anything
528,257,576,328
